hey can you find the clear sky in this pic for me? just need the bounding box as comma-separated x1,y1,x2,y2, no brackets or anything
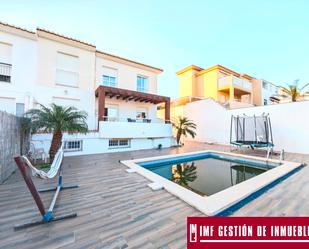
1,0,309,98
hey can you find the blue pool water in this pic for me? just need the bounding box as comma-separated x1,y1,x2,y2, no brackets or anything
138,153,279,196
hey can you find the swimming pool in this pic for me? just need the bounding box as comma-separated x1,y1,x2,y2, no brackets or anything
139,153,276,196
121,150,302,216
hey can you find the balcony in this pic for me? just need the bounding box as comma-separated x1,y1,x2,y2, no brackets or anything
99,118,172,138
218,75,252,92
95,85,171,124
101,116,163,123
0,63,12,83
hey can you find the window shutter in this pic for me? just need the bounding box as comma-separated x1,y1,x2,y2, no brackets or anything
0,42,12,64
56,52,79,87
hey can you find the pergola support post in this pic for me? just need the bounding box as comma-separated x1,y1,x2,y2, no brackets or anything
97,88,106,126
165,99,170,123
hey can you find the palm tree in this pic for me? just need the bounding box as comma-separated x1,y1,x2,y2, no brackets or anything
281,80,309,102
171,162,197,187
27,104,88,162
173,116,197,145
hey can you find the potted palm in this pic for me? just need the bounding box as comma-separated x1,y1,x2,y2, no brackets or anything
173,116,197,146
27,104,88,162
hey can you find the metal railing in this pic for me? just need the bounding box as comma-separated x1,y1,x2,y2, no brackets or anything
0,62,12,82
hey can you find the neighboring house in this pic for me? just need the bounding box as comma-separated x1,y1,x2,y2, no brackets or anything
261,80,280,105
158,64,279,120
0,22,173,156
176,64,280,108
271,86,309,103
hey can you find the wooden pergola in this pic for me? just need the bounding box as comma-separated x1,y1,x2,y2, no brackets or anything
95,86,170,123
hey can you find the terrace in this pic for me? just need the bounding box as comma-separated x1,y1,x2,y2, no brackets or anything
0,141,308,248
218,75,253,107
95,85,171,124
218,75,253,92
95,85,172,139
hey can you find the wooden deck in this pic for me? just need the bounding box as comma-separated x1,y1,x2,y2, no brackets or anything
0,142,308,248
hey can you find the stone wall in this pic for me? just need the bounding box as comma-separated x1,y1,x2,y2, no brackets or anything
0,111,30,183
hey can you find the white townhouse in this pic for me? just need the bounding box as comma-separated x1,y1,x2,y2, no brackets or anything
0,22,173,156
260,79,280,105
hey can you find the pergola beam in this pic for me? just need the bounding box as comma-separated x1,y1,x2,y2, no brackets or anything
95,86,170,123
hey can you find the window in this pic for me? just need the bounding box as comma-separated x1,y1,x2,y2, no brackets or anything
104,105,118,121
264,99,268,105
63,140,82,151
262,81,268,90
137,76,148,92
108,140,119,147
16,103,25,117
108,139,130,148
0,42,12,83
56,52,79,87
52,96,80,109
0,63,11,82
101,66,117,87
102,75,116,87
119,139,129,146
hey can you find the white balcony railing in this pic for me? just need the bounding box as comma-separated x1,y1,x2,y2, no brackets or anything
228,101,254,109
0,63,12,82
99,120,172,138
218,76,252,91
101,116,166,123
218,76,230,88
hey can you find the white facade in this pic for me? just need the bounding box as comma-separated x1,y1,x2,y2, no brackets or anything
260,79,279,105
31,132,173,157
99,121,172,139
183,98,309,154
0,25,37,116
0,22,173,157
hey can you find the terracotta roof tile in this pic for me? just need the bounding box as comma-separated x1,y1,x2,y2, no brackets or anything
37,27,96,47
96,50,163,72
0,21,35,34
1,21,162,72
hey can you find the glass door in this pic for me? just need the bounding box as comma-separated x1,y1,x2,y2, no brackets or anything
104,105,118,121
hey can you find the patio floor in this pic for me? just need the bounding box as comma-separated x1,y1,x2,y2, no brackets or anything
0,141,308,248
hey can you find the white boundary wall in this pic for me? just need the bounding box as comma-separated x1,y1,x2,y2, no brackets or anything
184,99,309,154
31,132,174,157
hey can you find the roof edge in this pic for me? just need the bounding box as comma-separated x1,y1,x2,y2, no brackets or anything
37,28,96,50
96,50,163,73
176,65,204,75
0,21,35,34
1,21,163,73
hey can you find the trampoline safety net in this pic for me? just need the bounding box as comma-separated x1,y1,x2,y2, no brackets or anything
230,114,274,148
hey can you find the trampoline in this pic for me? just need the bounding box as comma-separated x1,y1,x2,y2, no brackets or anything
230,114,274,158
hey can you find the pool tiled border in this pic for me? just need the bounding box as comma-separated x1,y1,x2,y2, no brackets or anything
121,150,302,216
